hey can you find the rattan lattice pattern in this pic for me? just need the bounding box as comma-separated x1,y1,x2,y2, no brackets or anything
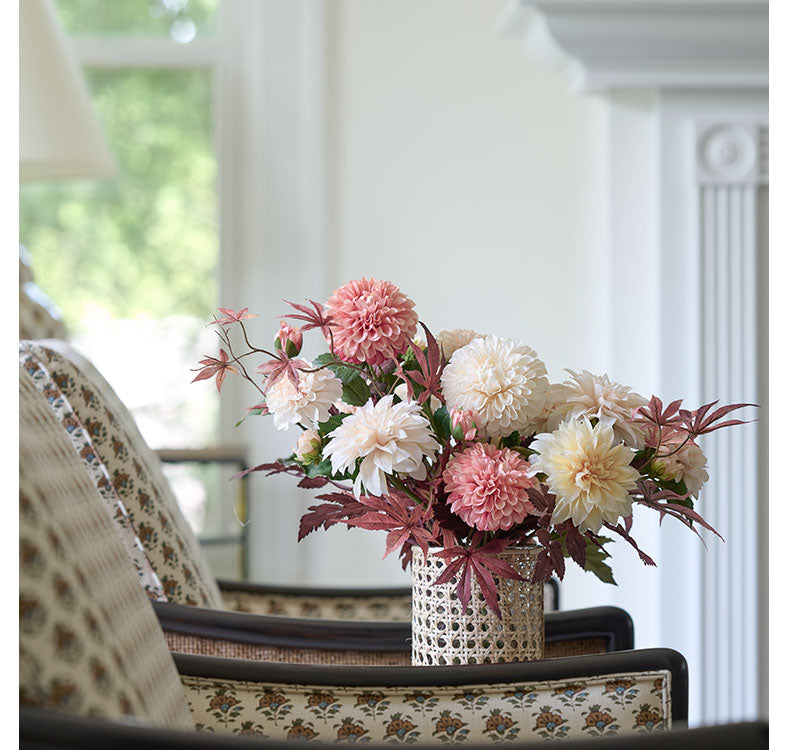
411,546,544,666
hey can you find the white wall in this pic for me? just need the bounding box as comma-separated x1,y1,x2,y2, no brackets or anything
239,1,653,609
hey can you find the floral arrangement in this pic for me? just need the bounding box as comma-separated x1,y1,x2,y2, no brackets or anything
194,278,751,616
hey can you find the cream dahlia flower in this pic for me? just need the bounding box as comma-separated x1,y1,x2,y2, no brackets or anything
545,370,648,448
655,439,709,497
529,418,640,534
441,335,549,439
265,364,343,431
323,395,440,498
436,329,482,362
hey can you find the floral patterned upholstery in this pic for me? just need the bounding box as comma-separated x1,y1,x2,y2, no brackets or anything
19,371,194,730
182,670,671,741
220,580,557,621
20,344,166,602
20,340,223,610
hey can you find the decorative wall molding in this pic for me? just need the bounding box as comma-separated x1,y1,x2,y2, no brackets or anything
498,0,768,93
694,120,767,723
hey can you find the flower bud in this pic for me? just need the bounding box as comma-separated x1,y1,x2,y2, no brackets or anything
450,407,479,441
274,322,303,357
295,429,322,464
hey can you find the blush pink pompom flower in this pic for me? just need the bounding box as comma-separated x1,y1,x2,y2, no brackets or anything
443,443,536,531
325,278,418,366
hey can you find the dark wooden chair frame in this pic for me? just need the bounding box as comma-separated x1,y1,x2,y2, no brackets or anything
18,648,711,750
153,602,630,654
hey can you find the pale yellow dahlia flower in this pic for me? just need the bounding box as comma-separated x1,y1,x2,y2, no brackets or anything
323,395,440,498
265,365,343,431
529,418,641,533
545,369,648,448
441,335,549,439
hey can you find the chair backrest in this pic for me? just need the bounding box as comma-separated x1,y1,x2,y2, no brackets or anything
175,648,686,741
19,371,194,730
153,602,632,666
219,577,559,620
20,339,224,608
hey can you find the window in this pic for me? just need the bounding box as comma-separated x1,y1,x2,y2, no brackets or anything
18,0,245,576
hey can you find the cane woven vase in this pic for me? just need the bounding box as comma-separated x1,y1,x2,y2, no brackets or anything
410,545,544,666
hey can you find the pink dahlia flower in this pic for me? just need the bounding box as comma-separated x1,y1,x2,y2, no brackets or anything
325,278,418,366
443,443,536,531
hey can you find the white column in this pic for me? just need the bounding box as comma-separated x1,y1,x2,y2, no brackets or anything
500,0,768,726
694,122,767,722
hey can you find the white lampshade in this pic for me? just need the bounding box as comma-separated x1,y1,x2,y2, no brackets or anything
19,0,116,181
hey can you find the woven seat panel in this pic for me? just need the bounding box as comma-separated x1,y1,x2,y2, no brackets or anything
19,372,194,730
20,340,223,609
164,633,606,664
166,632,411,665
182,669,672,741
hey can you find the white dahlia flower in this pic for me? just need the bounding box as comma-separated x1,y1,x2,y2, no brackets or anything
265,364,343,431
323,395,440,498
441,335,549,439
436,329,482,362
545,370,648,448
529,418,640,534
655,439,709,497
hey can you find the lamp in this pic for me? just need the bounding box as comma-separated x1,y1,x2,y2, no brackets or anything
19,0,116,180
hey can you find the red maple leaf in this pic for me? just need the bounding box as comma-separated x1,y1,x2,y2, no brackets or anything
211,307,258,327
433,536,527,619
346,493,435,559
677,400,756,437
280,299,334,338
298,492,371,541
395,323,445,406
191,349,238,392
257,351,304,392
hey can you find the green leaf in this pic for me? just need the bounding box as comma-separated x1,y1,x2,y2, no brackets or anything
234,407,269,427
304,458,334,478
432,406,452,442
318,413,347,437
499,431,521,448
584,537,617,585
342,376,371,407
313,353,362,385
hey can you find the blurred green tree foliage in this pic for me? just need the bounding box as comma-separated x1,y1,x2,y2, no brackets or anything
54,0,217,37
19,66,218,332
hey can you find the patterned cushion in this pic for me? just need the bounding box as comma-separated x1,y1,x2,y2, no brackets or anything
182,671,671,741
20,346,166,602
19,371,194,730
20,340,223,609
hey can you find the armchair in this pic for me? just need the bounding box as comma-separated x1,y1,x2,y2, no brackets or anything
18,369,695,746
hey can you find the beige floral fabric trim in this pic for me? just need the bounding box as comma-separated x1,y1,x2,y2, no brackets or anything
21,340,223,609
19,372,194,730
221,590,415,622
182,670,671,741
221,582,556,623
